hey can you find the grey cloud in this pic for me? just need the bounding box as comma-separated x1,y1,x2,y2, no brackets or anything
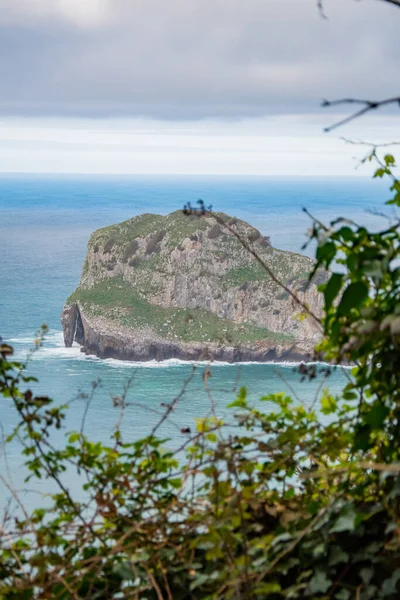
0,0,114,28
0,0,398,119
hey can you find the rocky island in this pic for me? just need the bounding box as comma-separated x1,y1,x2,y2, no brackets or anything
61,211,325,362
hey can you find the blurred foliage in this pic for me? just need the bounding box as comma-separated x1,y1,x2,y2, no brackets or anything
1,155,400,598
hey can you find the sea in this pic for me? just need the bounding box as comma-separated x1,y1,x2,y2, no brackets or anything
0,174,388,509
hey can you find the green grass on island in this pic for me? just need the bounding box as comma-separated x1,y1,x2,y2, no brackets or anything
88,211,214,251
68,278,294,345
87,210,315,288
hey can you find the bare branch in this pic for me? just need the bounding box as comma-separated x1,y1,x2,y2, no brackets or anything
318,0,400,12
322,97,400,132
211,212,322,327
379,0,400,7
341,137,400,148
317,0,328,19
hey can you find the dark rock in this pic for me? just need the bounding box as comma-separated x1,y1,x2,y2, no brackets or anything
61,303,315,363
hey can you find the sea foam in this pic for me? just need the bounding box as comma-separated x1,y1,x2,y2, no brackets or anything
7,330,347,370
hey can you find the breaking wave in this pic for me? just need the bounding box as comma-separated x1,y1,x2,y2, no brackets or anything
5,330,348,370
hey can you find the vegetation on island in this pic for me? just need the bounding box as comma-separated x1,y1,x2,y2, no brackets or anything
1,154,400,598
68,276,292,345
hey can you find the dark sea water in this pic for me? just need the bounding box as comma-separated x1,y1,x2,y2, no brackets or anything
0,174,387,507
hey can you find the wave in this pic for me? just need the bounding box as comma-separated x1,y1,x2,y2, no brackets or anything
100,358,351,370
34,351,350,371
7,329,64,345
6,330,351,370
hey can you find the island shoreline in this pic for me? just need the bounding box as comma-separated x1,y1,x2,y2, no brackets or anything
62,302,318,365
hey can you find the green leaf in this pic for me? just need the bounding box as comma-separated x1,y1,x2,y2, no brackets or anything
387,192,400,206
307,570,331,594
335,590,351,600
227,398,247,409
360,567,374,585
337,282,369,316
190,573,211,591
228,387,248,408
384,154,395,166
337,226,354,241
254,582,281,595
316,241,336,267
353,424,372,451
112,561,135,581
343,391,358,400
169,478,182,489
364,402,389,429
330,506,357,533
374,167,386,178
238,386,247,401
323,273,343,312
328,546,349,566
321,393,337,415
382,569,400,596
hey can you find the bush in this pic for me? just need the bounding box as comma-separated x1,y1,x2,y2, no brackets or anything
248,228,261,243
146,237,160,255
207,224,221,239
259,235,271,246
152,229,166,244
128,256,140,267
103,238,115,254
122,239,139,262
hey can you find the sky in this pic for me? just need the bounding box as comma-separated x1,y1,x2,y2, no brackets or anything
0,0,399,175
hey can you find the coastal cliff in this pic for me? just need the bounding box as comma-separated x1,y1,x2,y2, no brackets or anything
61,211,326,362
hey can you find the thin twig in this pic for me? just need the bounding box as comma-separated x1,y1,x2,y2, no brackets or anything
274,366,309,411
80,379,101,436
211,212,322,327
317,0,328,18
232,365,242,393
341,137,400,148
112,372,137,445
150,366,197,438
147,568,165,600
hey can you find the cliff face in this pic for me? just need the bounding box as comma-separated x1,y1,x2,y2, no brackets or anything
61,211,326,362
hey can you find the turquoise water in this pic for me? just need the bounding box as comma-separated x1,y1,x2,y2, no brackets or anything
0,174,386,507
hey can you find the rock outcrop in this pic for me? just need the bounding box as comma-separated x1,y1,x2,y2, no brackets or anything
61,211,326,362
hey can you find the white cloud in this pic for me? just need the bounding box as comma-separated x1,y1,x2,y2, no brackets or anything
0,114,399,176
